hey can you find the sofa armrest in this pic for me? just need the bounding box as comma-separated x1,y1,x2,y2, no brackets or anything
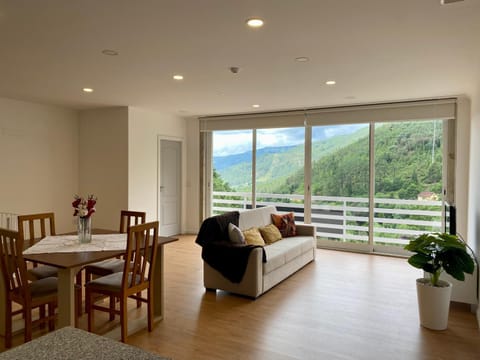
296,223,316,237
204,247,264,298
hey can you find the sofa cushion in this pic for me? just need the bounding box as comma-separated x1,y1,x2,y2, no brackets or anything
271,212,296,237
243,227,265,246
263,236,314,274
259,224,282,244
239,206,276,230
228,223,246,244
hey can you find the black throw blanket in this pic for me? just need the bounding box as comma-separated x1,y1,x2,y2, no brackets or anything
195,211,266,283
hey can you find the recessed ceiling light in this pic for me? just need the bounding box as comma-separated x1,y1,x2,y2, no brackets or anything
252,104,260,108
295,57,310,62
326,80,336,85
102,49,118,56
173,75,184,80
82,88,94,93
246,18,264,28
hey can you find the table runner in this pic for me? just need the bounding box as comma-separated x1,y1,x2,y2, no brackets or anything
23,233,127,254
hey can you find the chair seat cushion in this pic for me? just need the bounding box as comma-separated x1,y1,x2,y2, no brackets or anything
29,277,57,297
86,272,144,292
28,265,58,279
85,259,125,275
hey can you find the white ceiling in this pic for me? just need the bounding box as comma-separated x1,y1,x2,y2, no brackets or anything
0,0,479,117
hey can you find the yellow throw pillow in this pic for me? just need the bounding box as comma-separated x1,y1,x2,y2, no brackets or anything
259,224,282,244
242,227,265,246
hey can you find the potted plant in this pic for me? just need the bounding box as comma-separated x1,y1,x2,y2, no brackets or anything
404,232,475,330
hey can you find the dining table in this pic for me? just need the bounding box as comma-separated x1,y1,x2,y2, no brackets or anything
0,228,177,338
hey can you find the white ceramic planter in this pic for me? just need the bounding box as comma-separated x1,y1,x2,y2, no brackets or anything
416,278,452,330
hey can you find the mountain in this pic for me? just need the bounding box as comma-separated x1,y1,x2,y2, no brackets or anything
213,126,369,190
274,121,443,199
213,145,296,171
213,121,442,200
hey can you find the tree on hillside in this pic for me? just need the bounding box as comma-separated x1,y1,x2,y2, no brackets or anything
213,169,233,192
269,120,443,200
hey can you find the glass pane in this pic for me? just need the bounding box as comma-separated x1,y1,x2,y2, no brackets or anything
311,124,370,244
373,120,443,248
212,130,253,214
255,128,305,221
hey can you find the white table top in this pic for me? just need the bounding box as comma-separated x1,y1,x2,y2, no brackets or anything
23,233,127,255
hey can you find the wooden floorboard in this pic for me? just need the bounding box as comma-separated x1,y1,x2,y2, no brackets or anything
2,234,479,359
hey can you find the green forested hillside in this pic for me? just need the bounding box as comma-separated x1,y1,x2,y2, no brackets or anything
214,121,442,200
272,121,442,199
217,126,369,191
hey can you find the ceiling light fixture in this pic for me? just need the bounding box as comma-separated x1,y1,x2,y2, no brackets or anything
441,0,464,4
325,80,336,85
295,57,310,62
246,18,264,28
173,75,184,80
82,87,94,93
252,104,260,108
102,49,118,56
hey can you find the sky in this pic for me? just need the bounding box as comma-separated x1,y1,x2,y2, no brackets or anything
213,124,367,157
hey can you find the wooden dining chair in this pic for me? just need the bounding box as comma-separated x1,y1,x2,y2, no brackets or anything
84,210,146,310
17,213,57,281
0,228,57,348
85,221,159,342
18,212,82,318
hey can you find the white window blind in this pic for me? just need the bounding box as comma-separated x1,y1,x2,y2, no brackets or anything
199,98,456,131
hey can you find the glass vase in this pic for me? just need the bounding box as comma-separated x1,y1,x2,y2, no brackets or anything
78,216,92,244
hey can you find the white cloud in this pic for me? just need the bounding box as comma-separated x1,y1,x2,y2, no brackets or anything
213,130,252,156
212,125,365,156
213,128,305,156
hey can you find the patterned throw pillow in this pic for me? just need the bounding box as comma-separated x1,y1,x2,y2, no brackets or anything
242,227,265,246
271,212,296,237
228,223,246,244
259,224,282,244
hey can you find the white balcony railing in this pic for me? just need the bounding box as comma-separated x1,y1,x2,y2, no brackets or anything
212,191,443,247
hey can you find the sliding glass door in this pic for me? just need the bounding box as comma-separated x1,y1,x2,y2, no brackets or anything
212,130,253,213
373,120,443,254
202,99,454,255
312,124,371,251
255,128,305,221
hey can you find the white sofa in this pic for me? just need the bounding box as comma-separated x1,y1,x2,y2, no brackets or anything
203,205,316,298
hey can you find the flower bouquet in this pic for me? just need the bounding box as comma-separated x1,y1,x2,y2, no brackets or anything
73,194,97,243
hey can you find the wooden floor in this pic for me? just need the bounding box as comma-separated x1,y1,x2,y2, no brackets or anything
2,235,480,359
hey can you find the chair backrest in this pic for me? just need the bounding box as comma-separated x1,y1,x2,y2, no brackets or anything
0,228,29,298
17,212,56,247
119,210,146,234
122,221,158,292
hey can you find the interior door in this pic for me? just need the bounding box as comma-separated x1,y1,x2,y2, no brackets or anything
159,139,181,236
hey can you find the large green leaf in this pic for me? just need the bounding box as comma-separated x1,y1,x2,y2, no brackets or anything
441,248,475,281
407,253,430,269
405,232,474,285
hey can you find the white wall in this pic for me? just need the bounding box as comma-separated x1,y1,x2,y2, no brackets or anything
470,86,480,256
79,107,129,230
185,117,200,233
469,78,480,324
0,97,79,233
127,108,187,232
456,97,471,245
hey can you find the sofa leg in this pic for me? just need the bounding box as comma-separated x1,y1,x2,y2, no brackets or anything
205,287,216,293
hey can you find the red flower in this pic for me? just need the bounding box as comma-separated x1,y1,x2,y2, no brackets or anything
72,194,97,218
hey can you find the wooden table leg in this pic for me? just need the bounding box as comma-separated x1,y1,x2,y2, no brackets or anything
57,266,81,328
153,244,165,322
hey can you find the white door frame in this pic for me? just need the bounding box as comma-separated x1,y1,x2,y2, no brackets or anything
157,135,183,235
